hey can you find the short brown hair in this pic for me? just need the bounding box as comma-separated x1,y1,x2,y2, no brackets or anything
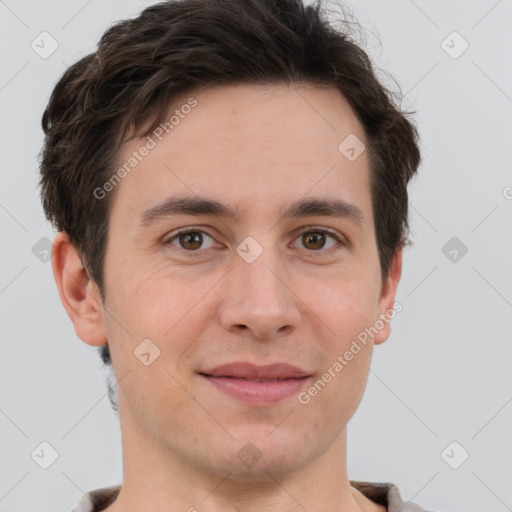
39,0,420,370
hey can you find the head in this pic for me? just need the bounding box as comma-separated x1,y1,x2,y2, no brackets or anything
40,0,420,482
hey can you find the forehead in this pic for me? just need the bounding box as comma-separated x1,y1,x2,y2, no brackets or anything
162,82,365,156
110,83,371,226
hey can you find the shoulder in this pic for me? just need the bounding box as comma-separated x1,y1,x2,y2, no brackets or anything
350,480,438,512
70,485,121,512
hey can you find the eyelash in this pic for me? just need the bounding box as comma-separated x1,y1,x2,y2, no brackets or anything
163,226,347,257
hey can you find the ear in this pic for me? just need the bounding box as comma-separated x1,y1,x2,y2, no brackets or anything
373,248,402,345
51,232,108,347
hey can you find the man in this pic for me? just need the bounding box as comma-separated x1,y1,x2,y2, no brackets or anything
39,0,432,510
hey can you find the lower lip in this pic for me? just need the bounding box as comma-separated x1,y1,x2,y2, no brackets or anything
202,375,309,404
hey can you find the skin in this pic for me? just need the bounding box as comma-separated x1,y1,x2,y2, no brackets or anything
52,83,402,512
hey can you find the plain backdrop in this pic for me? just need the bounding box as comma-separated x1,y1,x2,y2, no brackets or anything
1,1,511,511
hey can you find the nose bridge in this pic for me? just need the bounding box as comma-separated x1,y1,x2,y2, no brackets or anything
236,237,291,310
219,235,301,338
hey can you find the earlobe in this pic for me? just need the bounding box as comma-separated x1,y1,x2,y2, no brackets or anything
51,232,108,347
373,248,403,345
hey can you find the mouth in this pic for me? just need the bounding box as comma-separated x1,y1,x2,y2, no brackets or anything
198,362,311,404
200,376,301,382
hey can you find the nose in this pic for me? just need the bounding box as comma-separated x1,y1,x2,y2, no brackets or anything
218,245,302,340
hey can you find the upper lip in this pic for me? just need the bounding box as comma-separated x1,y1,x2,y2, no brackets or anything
200,362,310,380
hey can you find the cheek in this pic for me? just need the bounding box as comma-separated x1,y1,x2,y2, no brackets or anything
104,259,193,331
102,266,218,375
306,274,379,343
299,305,374,428
299,276,377,411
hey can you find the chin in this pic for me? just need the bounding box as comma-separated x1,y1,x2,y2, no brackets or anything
208,429,314,481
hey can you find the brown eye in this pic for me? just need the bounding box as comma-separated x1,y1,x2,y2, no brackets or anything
302,232,327,250
166,229,216,252
178,231,203,250
293,228,342,252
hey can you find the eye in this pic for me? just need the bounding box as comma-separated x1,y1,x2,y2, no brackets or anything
291,227,344,253
163,226,346,256
164,228,217,253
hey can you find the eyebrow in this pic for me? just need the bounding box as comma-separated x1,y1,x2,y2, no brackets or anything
138,195,364,227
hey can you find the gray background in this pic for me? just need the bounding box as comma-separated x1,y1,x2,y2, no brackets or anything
1,1,511,511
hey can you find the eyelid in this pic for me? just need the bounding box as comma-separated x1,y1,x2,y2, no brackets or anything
294,225,346,242
163,226,219,251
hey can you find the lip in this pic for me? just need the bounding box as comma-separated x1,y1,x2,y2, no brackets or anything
201,362,309,379
199,362,311,405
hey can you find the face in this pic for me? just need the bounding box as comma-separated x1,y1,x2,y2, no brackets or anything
83,83,400,480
